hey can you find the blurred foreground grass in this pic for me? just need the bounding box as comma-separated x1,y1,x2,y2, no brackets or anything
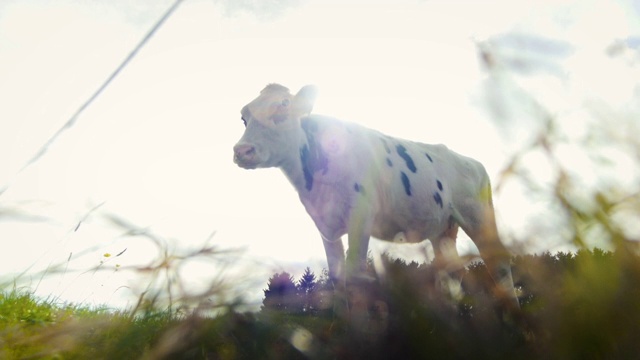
1,247,639,359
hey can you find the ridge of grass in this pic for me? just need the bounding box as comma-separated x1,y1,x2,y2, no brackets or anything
1,248,639,359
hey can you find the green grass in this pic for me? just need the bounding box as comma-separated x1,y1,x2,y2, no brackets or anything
0,290,165,359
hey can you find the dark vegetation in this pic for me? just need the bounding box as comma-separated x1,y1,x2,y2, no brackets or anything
2,248,639,359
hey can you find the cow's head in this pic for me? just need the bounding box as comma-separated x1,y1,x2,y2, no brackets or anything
233,84,318,169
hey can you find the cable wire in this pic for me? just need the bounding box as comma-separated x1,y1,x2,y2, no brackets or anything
0,0,185,196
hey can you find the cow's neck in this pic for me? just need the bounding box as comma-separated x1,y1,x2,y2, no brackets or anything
280,120,321,196
281,160,307,196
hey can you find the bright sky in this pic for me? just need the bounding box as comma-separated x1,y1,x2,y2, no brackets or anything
0,0,638,309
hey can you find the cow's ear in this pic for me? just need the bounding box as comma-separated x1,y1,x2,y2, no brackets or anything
294,85,318,115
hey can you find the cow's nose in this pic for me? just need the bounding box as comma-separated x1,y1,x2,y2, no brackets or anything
233,143,256,162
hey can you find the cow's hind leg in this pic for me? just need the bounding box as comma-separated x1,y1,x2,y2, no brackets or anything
452,196,519,310
431,222,464,301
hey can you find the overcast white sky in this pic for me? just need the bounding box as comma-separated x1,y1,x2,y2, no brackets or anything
0,0,638,309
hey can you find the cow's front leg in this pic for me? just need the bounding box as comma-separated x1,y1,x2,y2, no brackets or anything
322,234,346,288
345,211,374,330
322,235,348,317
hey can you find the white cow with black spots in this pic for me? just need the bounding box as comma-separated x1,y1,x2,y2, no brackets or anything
233,84,519,310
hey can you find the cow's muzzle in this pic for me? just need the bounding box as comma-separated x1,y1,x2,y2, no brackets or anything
233,143,258,168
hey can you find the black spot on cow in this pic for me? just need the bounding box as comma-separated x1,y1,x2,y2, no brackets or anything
396,145,417,173
437,180,443,191
300,117,329,192
300,145,314,191
354,182,363,193
401,172,412,196
386,158,393,167
433,192,443,208
425,153,433,163
380,138,391,154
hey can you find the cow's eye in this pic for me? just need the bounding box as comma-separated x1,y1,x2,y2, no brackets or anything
281,99,290,107
241,117,247,127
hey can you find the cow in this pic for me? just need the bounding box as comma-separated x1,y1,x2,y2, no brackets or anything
233,84,519,311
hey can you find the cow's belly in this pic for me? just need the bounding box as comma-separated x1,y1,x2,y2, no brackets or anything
371,208,451,243
300,183,453,243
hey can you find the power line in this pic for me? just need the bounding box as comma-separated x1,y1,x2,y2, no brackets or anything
0,0,185,197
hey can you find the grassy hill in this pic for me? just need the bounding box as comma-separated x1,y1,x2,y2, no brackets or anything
1,248,639,359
